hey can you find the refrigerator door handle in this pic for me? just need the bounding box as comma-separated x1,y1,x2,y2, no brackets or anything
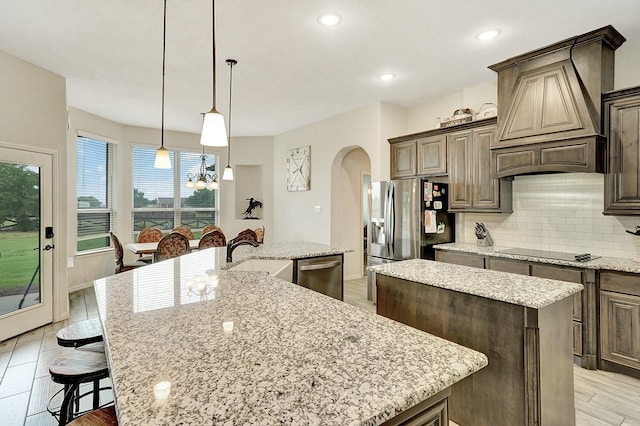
387,182,395,257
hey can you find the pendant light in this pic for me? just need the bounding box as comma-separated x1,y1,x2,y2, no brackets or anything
185,147,218,190
154,0,171,168
199,0,227,147
222,59,236,181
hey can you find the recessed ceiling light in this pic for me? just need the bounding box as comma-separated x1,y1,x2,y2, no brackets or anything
378,73,395,81
318,14,341,26
476,29,501,41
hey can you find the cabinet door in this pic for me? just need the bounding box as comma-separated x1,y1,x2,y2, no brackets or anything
417,135,447,176
604,90,640,214
447,130,473,209
473,126,501,209
601,290,640,370
391,141,417,179
531,264,583,321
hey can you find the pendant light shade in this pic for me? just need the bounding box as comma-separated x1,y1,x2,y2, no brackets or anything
223,58,237,180
200,0,227,147
200,107,227,146
154,0,171,169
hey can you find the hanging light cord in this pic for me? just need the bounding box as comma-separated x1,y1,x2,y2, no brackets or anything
160,0,167,149
211,0,217,109
226,59,236,166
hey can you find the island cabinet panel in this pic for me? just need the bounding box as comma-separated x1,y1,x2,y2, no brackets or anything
435,249,598,368
381,388,449,426
603,86,640,215
376,274,575,426
600,270,640,374
391,140,417,179
417,135,447,176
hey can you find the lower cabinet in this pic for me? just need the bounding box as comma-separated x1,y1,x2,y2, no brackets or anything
435,249,597,369
600,270,640,374
382,391,449,426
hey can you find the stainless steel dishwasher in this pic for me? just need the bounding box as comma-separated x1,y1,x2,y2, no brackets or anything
295,255,343,300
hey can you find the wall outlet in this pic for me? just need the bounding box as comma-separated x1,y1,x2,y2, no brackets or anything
314,205,322,213
67,257,74,268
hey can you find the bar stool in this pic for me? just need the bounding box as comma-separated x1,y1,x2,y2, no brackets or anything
67,406,117,425
56,318,103,348
49,350,110,425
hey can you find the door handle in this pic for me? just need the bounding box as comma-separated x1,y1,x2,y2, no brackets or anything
43,244,55,251
299,261,341,271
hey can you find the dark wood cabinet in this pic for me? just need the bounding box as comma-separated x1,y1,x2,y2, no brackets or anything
390,140,417,179
436,249,597,368
603,86,640,215
417,135,447,176
448,125,512,213
600,270,640,373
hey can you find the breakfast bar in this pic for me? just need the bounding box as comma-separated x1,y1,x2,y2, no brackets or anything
94,248,487,425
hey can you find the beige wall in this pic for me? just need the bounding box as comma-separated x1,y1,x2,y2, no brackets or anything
0,50,68,321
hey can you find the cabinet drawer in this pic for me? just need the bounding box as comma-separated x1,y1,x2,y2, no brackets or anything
435,250,484,269
487,258,529,275
601,270,640,297
530,264,583,284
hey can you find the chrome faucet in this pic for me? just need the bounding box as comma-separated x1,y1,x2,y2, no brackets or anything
226,238,259,263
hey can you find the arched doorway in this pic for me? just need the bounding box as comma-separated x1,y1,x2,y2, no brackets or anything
330,146,371,280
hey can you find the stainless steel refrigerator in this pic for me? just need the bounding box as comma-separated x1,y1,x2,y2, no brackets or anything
366,178,455,301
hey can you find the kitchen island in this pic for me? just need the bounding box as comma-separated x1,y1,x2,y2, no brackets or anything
371,259,583,426
94,247,487,425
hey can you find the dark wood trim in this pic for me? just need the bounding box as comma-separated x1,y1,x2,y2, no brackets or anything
388,117,497,145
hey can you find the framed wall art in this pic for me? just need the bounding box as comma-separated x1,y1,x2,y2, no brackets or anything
286,146,310,191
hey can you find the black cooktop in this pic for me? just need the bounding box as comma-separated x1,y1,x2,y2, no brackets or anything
497,248,601,263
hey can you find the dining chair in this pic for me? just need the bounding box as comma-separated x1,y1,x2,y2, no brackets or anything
136,227,164,263
110,232,146,274
236,228,258,242
137,226,164,243
172,225,194,240
155,232,191,262
202,224,223,235
198,230,227,249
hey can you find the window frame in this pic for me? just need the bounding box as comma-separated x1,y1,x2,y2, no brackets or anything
131,144,220,239
75,132,116,254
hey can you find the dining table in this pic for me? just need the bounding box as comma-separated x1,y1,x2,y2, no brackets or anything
125,239,200,256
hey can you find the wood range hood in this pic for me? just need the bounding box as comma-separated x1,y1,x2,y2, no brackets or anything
489,26,626,178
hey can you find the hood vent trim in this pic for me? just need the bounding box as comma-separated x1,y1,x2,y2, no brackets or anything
489,26,625,178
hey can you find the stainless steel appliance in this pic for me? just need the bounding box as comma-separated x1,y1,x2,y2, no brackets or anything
367,178,455,301
296,255,343,300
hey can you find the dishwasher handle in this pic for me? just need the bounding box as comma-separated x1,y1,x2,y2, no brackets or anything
299,260,341,271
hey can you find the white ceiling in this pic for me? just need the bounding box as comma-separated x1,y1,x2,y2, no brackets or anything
1,0,639,137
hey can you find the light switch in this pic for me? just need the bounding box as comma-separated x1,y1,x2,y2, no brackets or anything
67,257,74,268
314,205,322,213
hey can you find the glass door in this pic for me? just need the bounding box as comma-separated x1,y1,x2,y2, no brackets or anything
0,145,53,341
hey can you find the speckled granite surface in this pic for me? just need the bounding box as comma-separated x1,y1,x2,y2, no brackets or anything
370,258,583,309
228,241,353,264
434,242,640,273
94,249,487,425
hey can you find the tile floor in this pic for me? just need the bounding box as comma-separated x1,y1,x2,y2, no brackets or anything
1,278,640,425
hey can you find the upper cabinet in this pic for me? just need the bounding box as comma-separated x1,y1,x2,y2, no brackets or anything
447,121,512,213
390,140,417,179
489,26,625,178
603,86,640,215
390,135,447,179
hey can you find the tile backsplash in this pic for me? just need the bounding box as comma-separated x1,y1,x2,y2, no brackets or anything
458,173,640,260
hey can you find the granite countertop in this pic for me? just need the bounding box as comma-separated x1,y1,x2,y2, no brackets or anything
94,248,487,425
229,241,353,265
370,259,583,309
434,242,640,273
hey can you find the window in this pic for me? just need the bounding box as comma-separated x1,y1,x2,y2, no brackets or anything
76,135,115,252
132,146,218,238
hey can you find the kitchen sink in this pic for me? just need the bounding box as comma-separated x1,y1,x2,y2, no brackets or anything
228,259,293,282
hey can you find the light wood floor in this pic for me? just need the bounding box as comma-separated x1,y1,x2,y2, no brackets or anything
343,277,640,426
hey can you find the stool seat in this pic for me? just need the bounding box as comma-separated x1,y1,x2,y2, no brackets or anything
49,351,109,384
67,406,118,425
57,319,103,348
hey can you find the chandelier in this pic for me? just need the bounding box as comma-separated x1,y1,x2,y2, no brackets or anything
186,148,218,190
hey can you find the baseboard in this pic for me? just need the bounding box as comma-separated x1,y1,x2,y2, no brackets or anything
344,273,364,281
68,280,94,294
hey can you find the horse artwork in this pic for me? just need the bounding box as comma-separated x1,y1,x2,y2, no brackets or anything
243,198,262,219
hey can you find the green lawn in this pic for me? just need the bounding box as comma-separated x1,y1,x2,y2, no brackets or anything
0,232,39,295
